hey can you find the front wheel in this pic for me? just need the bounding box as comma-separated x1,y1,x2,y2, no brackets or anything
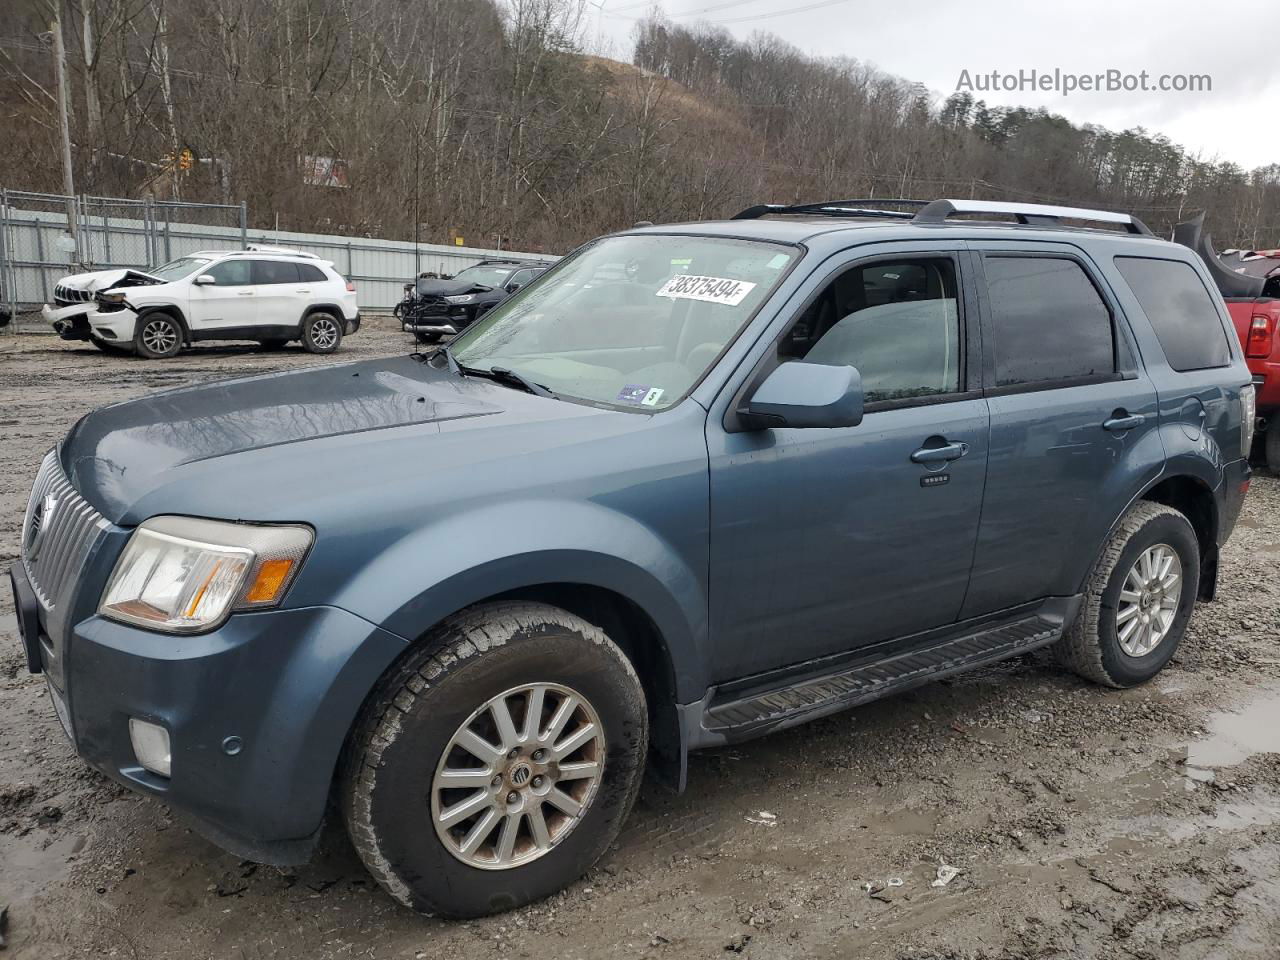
1055,501,1199,688
133,312,183,359
342,603,648,918
301,311,342,354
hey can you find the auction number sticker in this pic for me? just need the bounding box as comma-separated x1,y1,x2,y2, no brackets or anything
656,274,756,306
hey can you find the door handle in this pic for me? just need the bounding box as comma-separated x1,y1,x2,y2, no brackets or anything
910,441,969,464
295,288,310,293
237,291,254,296
1102,413,1145,432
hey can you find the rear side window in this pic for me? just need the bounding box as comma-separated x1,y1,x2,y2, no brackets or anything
984,256,1114,387
1113,257,1232,371
252,260,300,284
296,263,327,283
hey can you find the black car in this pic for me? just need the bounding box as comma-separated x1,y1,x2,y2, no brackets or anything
396,258,555,344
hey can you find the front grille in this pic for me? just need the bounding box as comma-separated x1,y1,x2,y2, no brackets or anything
22,449,110,614
53,284,93,307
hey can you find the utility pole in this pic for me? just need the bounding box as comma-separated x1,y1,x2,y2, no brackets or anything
49,5,80,262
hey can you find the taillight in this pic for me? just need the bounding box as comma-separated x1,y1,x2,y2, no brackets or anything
1246,315,1273,358
346,280,356,293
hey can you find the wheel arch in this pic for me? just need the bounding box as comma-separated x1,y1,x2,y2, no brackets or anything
1137,473,1220,600
134,303,190,344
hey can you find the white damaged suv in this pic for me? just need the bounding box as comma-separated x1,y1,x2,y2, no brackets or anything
43,245,361,358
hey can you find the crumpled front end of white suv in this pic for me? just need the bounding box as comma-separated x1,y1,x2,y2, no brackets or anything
43,268,165,345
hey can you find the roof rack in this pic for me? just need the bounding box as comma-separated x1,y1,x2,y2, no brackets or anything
912,199,1153,235
732,197,1153,236
732,198,925,221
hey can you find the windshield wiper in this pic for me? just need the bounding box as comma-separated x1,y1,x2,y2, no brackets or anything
465,364,557,399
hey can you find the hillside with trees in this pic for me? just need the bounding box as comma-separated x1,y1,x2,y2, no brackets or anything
3,0,1277,253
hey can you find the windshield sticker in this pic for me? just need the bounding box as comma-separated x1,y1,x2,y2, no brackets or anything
656,274,757,306
766,253,790,269
617,384,652,405
640,388,665,407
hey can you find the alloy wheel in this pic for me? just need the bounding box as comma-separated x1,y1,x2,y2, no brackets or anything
310,316,338,349
1116,543,1182,657
142,319,178,354
431,682,605,870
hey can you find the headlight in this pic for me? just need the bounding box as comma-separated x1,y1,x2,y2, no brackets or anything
100,516,313,633
444,294,476,304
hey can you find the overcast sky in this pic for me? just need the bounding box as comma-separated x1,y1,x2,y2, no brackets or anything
587,0,1276,171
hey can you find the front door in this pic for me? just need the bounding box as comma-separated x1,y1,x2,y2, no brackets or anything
959,243,1163,617
707,247,990,681
187,258,257,333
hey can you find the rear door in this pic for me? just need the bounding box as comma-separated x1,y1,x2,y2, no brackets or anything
960,242,1163,617
187,257,256,333
251,259,305,329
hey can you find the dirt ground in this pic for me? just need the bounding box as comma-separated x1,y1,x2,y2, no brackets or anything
2,318,1280,960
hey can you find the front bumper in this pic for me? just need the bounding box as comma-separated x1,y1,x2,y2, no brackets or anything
42,302,136,344
9,560,406,864
402,320,458,337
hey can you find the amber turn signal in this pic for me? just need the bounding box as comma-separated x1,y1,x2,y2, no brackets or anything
243,558,296,604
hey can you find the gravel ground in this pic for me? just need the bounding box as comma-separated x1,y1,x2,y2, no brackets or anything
2,318,1280,959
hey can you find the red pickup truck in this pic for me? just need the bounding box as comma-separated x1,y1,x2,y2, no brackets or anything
1176,214,1280,470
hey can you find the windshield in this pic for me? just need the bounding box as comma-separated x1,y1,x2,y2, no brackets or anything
148,256,213,282
453,264,518,288
450,235,797,410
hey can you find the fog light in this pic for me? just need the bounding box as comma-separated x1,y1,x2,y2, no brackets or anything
129,718,171,777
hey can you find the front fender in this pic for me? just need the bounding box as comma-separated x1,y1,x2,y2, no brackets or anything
326,499,709,701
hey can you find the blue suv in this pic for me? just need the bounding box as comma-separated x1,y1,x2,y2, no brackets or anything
9,198,1254,917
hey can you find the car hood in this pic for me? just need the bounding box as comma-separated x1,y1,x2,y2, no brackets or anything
415,277,495,297
60,355,627,525
57,267,163,293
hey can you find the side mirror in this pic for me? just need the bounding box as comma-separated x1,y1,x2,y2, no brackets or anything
193,274,216,285
745,361,864,429
506,282,523,294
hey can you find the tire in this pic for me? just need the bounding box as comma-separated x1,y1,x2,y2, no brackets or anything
1055,501,1200,688
259,338,289,351
341,602,648,918
1266,417,1280,474
133,311,183,359
413,331,442,346
301,311,343,354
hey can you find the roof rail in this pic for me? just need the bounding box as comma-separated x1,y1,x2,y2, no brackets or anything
732,199,925,221
244,243,320,258
912,199,1153,235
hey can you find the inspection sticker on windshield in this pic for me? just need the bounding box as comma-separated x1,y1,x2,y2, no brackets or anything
617,384,665,406
656,274,756,306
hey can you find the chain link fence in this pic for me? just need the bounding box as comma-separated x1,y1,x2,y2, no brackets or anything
0,189,247,326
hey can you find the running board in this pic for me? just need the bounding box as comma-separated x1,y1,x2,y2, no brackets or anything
701,613,1064,737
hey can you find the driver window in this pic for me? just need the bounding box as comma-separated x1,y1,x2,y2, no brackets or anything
781,257,962,404
205,259,252,286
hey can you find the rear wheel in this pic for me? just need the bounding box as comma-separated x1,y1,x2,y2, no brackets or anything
301,311,342,354
133,312,183,359
341,602,647,918
1055,501,1199,688
1266,417,1280,474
